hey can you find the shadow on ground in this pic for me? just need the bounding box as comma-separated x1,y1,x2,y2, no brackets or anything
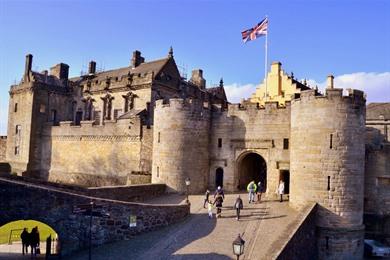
65,213,218,260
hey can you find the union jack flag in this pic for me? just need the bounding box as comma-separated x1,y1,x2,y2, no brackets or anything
241,18,268,43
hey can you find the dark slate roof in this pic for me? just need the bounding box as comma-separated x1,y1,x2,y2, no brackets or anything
206,86,227,101
31,71,66,87
366,103,390,120
117,109,146,120
69,58,170,83
292,79,311,91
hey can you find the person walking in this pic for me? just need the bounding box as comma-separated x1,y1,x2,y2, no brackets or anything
214,186,225,199
20,228,29,255
257,181,264,203
203,189,210,208
247,180,257,203
207,200,214,219
278,180,285,202
30,227,40,258
214,194,224,218
234,195,243,221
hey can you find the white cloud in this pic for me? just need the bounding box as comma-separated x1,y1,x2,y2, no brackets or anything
307,72,390,103
223,83,257,103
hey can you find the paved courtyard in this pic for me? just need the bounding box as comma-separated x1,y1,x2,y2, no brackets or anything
66,193,299,260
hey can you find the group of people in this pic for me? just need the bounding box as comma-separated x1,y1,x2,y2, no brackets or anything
20,227,40,257
203,179,286,220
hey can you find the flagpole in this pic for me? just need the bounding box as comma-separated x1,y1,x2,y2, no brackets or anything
264,16,268,102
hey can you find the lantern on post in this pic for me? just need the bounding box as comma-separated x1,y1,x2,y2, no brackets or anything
232,233,245,260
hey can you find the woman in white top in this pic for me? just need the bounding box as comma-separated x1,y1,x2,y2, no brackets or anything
278,180,285,202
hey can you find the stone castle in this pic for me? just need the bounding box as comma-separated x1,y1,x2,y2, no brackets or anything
4,49,390,259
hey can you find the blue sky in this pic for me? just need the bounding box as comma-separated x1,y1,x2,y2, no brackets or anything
0,0,389,135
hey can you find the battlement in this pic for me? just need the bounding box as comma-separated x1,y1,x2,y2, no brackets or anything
293,88,366,108
155,98,210,112
0,136,7,140
227,100,291,112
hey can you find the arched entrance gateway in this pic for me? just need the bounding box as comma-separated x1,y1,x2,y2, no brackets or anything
237,152,267,191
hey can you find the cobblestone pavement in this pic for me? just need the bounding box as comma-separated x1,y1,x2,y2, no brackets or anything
66,193,299,260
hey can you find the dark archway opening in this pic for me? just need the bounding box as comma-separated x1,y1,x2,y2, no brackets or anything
215,168,224,188
280,170,290,194
238,153,267,190
0,220,59,257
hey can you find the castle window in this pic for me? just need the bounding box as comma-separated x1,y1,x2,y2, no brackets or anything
15,125,21,135
329,134,333,149
94,111,101,125
158,132,161,143
157,166,160,178
50,109,57,123
14,146,20,155
14,103,18,113
283,138,289,150
218,138,222,148
327,176,331,191
39,104,46,113
114,109,122,120
281,91,285,98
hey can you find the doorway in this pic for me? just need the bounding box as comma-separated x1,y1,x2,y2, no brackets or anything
279,170,290,194
238,153,267,190
215,168,224,188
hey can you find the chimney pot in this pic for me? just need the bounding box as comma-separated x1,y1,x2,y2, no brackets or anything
131,50,144,68
88,61,96,74
24,54,33,82
327,75,334,89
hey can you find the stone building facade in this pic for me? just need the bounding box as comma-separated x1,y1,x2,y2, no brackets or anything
4,51,390,259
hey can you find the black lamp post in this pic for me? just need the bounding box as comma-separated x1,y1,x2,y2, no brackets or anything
232,233,245,260
185,177,191,204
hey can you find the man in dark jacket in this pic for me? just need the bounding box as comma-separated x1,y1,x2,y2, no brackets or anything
30,227,40,257
214,186,225,199
234,195,244,220
20,228,29,255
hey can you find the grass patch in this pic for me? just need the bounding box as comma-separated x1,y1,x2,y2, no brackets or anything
0,220,57,244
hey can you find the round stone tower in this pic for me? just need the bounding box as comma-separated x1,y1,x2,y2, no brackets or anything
152,98,210,194
290,81,366,259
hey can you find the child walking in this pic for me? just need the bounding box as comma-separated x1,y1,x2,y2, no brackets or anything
207,200,214,218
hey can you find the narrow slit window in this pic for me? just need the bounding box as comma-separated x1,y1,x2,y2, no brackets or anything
218,138,222,148
327,176,331,191
14,103,18,113
325,236,329,250
158,132,161,143
157,166,159,178
330,134,333,149
283,138,289,150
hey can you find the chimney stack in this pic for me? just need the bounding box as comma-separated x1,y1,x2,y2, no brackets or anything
190,69,206,89
131,50,145,68
88,61,96,74
50,63,69,82
24,54,33,82
327,75,334,89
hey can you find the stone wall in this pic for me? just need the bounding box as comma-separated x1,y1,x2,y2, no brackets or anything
0,177,189,256
209,101,290,193
0,136,6,162
272,203,317,260
38,115,149,186
152,98,211,194
87,183,166,202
